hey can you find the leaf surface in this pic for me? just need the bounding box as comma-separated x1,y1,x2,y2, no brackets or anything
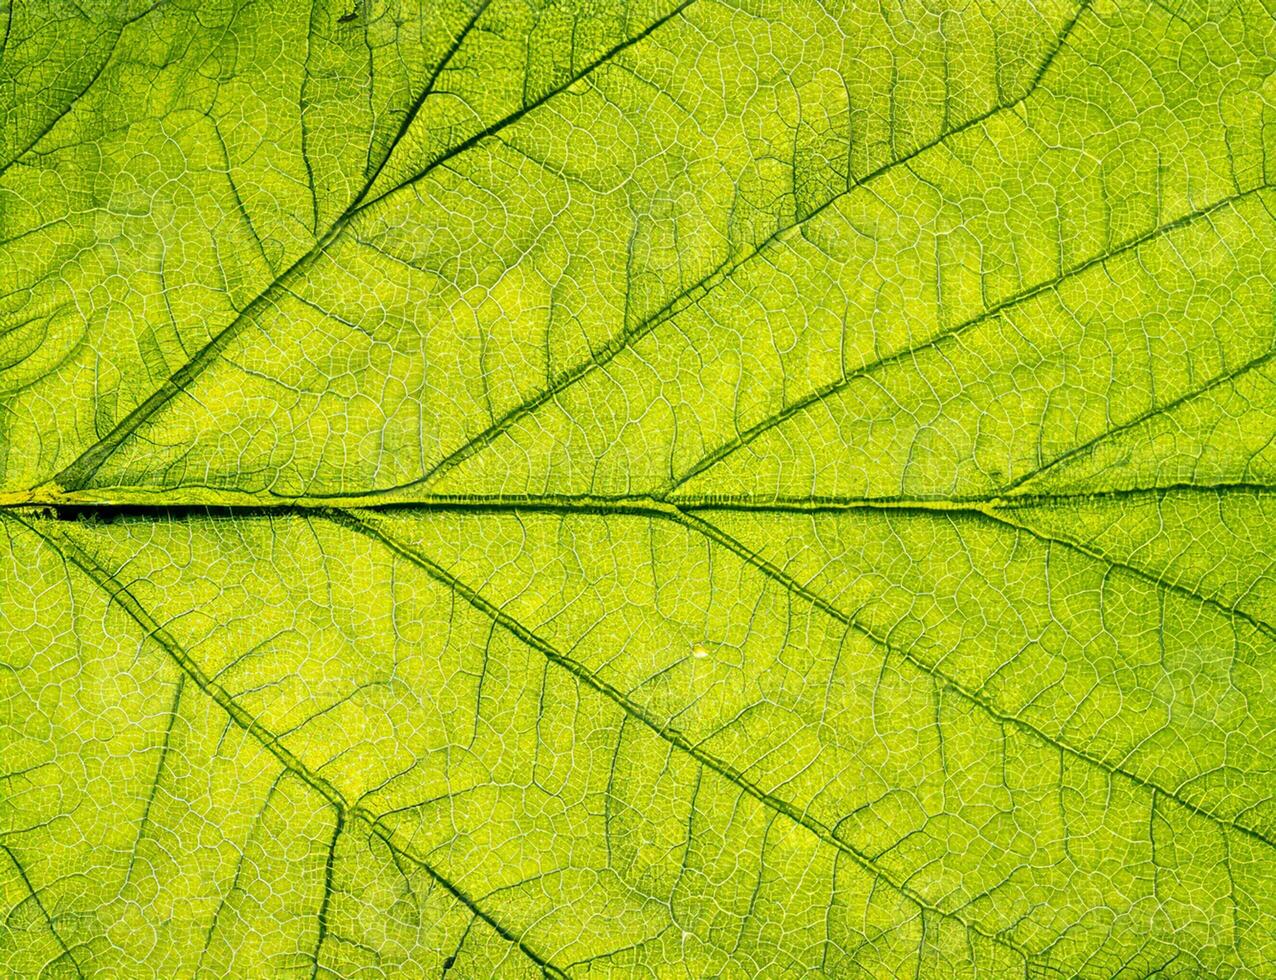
2,0,1275,977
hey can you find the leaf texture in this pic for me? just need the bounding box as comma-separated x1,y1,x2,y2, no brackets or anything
2,0,1275,977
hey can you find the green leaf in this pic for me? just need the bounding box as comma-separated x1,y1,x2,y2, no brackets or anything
2,0,1275,977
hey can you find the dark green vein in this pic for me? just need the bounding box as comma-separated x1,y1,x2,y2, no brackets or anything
406,1,1092,493
982,506,1276,640
9,513,561,979
663,187,1270,493
668,506,1276,855
355,0,493,198
0,842,85,978
51,0,693,494
998,345,1276,497
52,217,338,492
310,810,343,979
673,483,1276,511
349,0,695,218
0,2,162,176
123,674,185,887
4,482,1272,518
0,1,11,64
299,3,322,237
332,508,1035,968
195,771,287,976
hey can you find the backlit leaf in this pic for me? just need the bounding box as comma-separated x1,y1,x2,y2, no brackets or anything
2,0,1275,976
